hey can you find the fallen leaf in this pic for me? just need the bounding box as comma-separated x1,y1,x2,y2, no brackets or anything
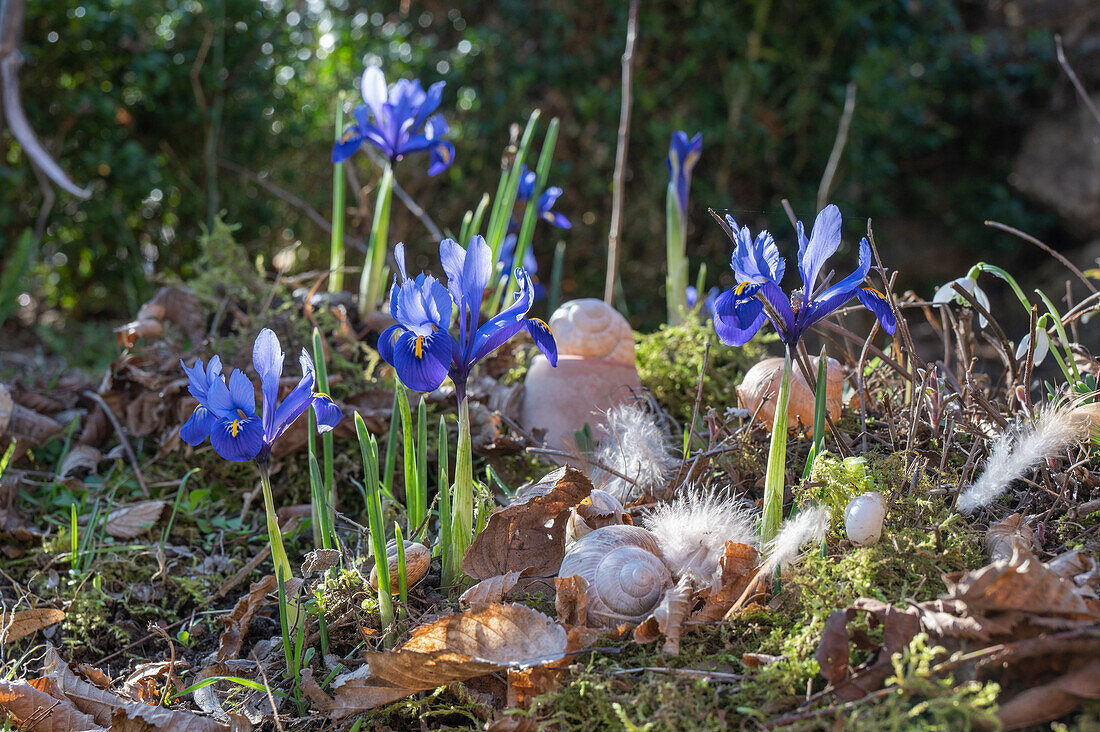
0,678,104,731
995,658,1100,730
120,661,187,704
741,653,782,669
323,604,569,717
985,513,1033,563
460,568,536,608
105,501,168,539
554,575,588,626
58,445,101,480
218,576,277,662
463,467,593,580
301,549,340,577
0,608,65,644
691,542,760,622
945,555,1096,619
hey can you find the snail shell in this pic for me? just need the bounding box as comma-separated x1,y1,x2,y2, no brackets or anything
548,298,635,364
558,525,673,626
566,489,632,543
369,540,431,593
844,492,887,547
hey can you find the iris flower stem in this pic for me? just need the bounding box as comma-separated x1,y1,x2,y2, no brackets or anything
761,349,792,546
328,94,346,293
359,162,394,317
665,184,688,325
258,463,294,584
443,395,473,588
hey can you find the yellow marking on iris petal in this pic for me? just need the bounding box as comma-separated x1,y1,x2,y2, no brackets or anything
315,391,331,401
734,281,753,295
236,409,246,419
415,335,425,359
861,286,886,299
231,419,240,438
530,317,552,335
439,146,452,164
340,129,358,143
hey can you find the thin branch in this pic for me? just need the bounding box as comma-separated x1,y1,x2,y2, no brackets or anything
985,220,1097,294
0,0,91,199
816,81,857,211
359,147,444,240
1054,34,1100,131
218,158,366,253
604,0,638,304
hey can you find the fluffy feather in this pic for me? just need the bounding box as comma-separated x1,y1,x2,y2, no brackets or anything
760,505,830,577
958,406,1088,513
642,486,757,588
594,403,678,501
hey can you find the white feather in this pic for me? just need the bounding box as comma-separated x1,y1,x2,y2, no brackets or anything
642,486,757,588
957,406,1087,513
760,505,830,577
595,403,678,501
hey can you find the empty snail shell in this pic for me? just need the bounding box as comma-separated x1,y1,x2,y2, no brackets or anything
737,356,842,437
369,540,431,593
558,524,673,626
566,489,632,543
549,298,636,364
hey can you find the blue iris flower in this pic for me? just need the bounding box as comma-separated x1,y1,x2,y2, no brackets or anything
378,236,558,397
497,234,545,301
711,204,896,347
331,66,455,176
685,285,719,318
516,165,571,230
180,329,342,463
667,131,702,215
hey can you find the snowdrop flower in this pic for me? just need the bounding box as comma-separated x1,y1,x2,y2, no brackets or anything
1015,328,1050,367
933,275,989,328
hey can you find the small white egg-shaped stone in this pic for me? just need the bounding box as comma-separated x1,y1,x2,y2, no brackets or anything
844,492,887,547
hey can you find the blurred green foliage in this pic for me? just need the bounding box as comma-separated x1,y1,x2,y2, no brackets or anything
2,0,1061,325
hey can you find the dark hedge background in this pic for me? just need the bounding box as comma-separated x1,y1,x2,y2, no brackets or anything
2,0,1092,328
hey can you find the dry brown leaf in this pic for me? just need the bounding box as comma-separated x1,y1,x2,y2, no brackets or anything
945,555,1096,619
463,467,593,580
0,678,104,731
741,653,782,669
0,608,65,644
815,600,922,701
554,574,588,626
218,575,276,662
104,501,168,539
325,604,568,717
985,513,1033,563
995,658,1100,730
116,287,205,349
691,542,760,622
120,662,186,704
41,646,227,731
301,549,340,577
59,445,101,480
459,568,536,608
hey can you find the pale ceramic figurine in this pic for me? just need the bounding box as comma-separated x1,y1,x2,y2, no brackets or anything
521,298,642,449
737,356,842,436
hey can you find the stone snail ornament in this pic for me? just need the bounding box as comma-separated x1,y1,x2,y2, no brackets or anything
550,298,636,364
368,540,431,593
844,492,887,547
557,524,674,627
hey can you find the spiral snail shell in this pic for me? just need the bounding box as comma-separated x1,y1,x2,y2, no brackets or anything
369,540,431,593
566,488,632,543
558,524,674,626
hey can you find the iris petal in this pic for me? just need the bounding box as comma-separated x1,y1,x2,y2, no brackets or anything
390,329,453,393
525,317,558,366
855,287,897,335
210,415,264,463
252,329,283,435
797,204,843,298
469,268,535,365
712,288,767,347
180,405,216,446
310,394,343,433
270,350,317,442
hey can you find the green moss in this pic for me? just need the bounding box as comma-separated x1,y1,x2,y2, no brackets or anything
635,316,769,423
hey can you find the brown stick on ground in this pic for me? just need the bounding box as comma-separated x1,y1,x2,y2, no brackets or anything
603,0,639,304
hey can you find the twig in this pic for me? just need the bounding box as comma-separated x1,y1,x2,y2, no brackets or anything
780,199,798,230
1054,34,1100,131
985,220,1096,294
603,0,639,304
219,158,367,253
0,0,91,198
82,390,150,497
678,341,710,478
147,624,178,707
357,148,444,240
816,82,857,210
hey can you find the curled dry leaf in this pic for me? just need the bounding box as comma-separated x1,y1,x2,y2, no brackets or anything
555,575,588,627
944,554,1096,620
218,575,277,663
41,646,228,731
0,608,65,644
463,467,593,580
105,500,168,539
0,678,104,732
985,513,1034,563
301,548,340,577
691,542,760,622
1046,550,1100,597
995,658,1100,730
633,574,695,655
460,567,536,608
58,445,101,480
317,604,569,717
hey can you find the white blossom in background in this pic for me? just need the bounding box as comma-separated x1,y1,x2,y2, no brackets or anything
1015,329,1050,367
933,276,990,328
